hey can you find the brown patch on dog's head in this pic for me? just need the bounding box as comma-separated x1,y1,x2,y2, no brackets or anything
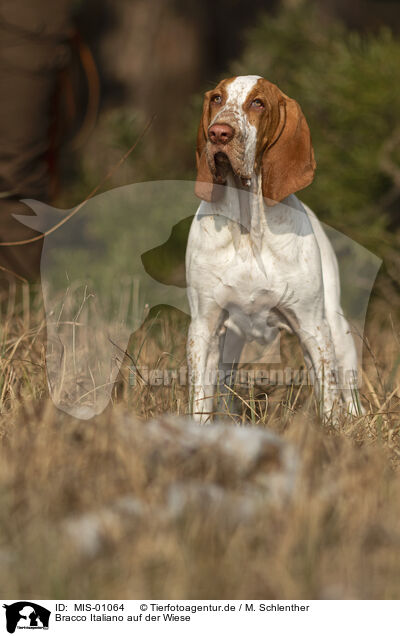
194,78,235,202
252,79,316,205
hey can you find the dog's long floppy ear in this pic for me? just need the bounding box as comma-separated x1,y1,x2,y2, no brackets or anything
261,95,316,206
194,91,216,202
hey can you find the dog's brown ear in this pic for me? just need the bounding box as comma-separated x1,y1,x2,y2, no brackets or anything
261,96,316,206
195,91,216,202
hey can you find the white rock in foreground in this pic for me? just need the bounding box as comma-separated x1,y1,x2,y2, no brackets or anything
64,416,298,556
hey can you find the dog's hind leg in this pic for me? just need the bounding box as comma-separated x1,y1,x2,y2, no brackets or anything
215,326,245,418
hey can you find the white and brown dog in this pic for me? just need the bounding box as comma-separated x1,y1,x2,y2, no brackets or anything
186,75,361,422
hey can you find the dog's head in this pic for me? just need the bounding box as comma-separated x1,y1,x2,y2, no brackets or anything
195,75,316,205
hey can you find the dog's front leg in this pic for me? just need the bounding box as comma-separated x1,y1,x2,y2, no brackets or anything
187,308,225,424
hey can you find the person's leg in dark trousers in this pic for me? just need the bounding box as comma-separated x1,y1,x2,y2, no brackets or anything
0,0,73,283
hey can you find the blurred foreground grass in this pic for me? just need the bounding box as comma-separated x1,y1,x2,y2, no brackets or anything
0,282,399,599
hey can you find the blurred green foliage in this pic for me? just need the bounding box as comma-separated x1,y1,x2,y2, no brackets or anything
231,1,400,254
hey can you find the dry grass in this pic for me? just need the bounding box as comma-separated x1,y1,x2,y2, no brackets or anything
0,279,400,600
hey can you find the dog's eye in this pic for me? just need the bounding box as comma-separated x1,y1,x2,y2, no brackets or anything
251,98,264,109
211,94,222,104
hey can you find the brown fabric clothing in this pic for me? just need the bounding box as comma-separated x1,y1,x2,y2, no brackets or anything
0,0,73,280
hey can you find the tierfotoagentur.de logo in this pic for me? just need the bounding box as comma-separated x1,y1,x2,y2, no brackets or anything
3,602,51,633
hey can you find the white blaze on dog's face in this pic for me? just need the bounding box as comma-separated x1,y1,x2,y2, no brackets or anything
208,75,261,182
195,75,317,205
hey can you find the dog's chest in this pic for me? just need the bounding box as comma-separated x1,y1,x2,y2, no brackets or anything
187,207,321,341
212,244,293,341
190,221,286,321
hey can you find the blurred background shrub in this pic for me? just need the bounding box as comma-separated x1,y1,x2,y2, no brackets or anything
232,2,400,253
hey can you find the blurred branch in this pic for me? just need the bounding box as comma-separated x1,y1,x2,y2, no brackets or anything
0,116,155,247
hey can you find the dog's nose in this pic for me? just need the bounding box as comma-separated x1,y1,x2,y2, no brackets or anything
208,123,234,145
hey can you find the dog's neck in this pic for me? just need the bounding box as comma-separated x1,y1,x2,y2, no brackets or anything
211,170,299,260
222,169,265,238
